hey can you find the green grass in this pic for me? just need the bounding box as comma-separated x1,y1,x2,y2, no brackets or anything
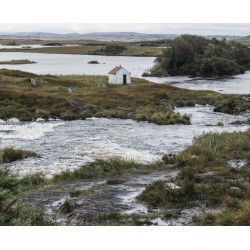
2,130,250,225
0,69,249,125
0,156,169,225
0,147,38,163
0,168,53,225
137,130,250,225
52,158,166,182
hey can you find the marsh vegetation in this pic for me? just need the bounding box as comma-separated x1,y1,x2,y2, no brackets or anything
0,69,249,125
138,130,250,225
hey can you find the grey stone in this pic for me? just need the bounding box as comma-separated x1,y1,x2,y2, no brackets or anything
165,183,181,190
191,155,199,160
68,88,75,93
228,187,242,194
59,199,79,214
196,171,215,178
227,159,247,169
30,78,37,86
240,110,250,117
106,179,125,185
241,96,250,103
36,118,45,122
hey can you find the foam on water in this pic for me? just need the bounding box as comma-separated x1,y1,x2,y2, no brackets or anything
0,106,249,176
0,121,64,140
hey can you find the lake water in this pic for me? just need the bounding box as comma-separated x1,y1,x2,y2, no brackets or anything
0,106,248,176
0,52,250,94
0,44,79,49
0,52,154,77
144,73,250,94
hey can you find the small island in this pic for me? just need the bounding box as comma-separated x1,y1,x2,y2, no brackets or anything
88,60,100,64
43,42,62,46
0,59,37,65
143,35,250,77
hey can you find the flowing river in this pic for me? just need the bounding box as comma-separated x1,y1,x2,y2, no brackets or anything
0,106,249,176
0,52,250,177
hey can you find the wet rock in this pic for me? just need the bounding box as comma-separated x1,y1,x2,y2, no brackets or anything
106,179,125,185
36,118,45,122
241,96,250,103
30,78,37,86
230,120,245,125
68,88,75,93
59,199,80,214
66,99,85,111
228,187,242,194
6,118,20,124
227,159,247,169
240,110,250,117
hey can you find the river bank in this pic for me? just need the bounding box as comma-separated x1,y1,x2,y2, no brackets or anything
2,129,250,225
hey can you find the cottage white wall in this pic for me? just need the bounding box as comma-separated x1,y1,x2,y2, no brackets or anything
109,68,131,84
108,74,117,84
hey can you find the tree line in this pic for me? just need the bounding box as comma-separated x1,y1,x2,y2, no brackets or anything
144,35,250,77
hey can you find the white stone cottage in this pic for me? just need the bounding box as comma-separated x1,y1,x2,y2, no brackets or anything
108,65,131,84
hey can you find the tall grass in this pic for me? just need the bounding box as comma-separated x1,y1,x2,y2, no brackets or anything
0,147,37,163
0,168,52,225
53,158,165,182
138,130,250,220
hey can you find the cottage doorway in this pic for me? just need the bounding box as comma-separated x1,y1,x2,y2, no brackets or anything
123,74,127,84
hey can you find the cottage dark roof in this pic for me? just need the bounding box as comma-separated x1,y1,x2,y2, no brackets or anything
108,65,123,74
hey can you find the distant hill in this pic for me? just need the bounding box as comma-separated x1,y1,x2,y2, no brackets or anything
0,32,179,41
0,32,247,41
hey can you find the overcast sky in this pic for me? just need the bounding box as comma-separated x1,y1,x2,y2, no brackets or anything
0,23,250,36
